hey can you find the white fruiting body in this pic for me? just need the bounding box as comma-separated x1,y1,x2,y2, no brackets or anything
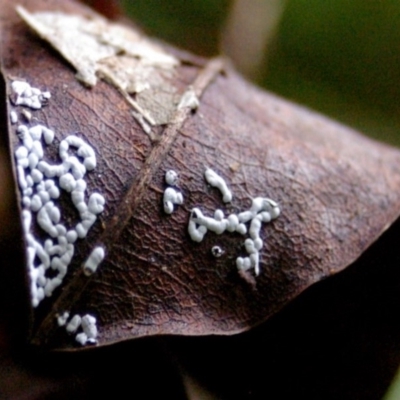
11,81,107,307
10,110,18,124
187,168,280,276
56,311,70,327
204,168,232,203
165,170,178,186
11,80,51,110
66,314,82,333
211,246,225,258
163,187,183,214
83,246,105,276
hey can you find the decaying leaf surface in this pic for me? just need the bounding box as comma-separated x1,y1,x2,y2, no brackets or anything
17,4,190,136
2,0,400,351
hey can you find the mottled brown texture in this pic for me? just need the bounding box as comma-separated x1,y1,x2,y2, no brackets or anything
1,0,400,354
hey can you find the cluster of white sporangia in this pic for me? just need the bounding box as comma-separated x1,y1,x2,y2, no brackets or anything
163,170,183,214
57,312,98,345
10,80,51,110
10,80,106,309
188,168,280,276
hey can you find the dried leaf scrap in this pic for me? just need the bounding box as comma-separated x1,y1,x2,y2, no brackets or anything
17,5,191,137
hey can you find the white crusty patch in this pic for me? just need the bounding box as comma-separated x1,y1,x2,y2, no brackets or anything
81,314,98,341
163,169,183,214
83,246,105,276
165,170,178,186
63,313,98,346
163,187,183,214
188,169,280,276
66,314,81,334
11,81,106,307
205,168,232,203
56,311,70,327
10,110,18,124
10,80,50,110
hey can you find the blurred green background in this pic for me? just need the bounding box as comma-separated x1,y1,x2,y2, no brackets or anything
121,0,400,147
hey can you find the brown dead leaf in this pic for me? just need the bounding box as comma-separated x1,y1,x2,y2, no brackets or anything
1,0,400,351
